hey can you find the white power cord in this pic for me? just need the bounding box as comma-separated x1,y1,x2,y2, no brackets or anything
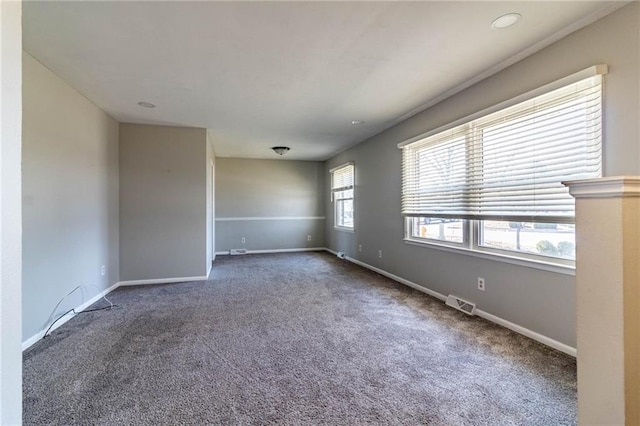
43,284,115,338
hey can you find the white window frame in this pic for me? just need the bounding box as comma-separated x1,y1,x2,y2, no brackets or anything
399,65,607,273
330,162,355,232
404,218,575,274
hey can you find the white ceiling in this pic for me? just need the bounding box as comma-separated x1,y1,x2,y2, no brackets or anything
23,1,626,161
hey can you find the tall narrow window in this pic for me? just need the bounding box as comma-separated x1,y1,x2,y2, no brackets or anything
400,65,605,265
331,163,355,231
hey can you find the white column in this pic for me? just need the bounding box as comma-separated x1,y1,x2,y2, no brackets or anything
565,177,640,426
0,0,23,423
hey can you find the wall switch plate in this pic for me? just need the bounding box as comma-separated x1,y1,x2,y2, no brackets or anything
477,277,486,291
241,237,246,244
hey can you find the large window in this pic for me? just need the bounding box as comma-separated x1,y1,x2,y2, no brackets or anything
401,66,605,266
331,163,355,231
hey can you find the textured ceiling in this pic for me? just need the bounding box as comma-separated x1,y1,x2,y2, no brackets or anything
23,1,626,160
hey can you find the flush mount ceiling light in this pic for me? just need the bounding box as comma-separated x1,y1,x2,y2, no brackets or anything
491,13,522,29
137,101,156,108
351,120,365,125
271,146,291,156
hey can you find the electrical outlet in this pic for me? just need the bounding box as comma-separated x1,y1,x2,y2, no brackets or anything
378,250,383,258
241,237,246,244
307,235,312,241
477,277,486,291
358,244,362,252
101,265,106,276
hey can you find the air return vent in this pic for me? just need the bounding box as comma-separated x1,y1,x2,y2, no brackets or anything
445,295,476,315
230,249,247,255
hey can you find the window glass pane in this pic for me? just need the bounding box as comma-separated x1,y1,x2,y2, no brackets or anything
479,221,575,260
334,189,353,201
410,217,464,244
336,199,353,228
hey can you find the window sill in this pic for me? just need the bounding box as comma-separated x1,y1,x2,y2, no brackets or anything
334,226,355,233
403,238,575,276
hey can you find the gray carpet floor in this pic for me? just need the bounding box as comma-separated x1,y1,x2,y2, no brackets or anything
23,252,576,425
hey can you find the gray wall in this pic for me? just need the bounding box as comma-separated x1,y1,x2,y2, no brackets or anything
324,3,639,348
22,53,120,340
216,158,325,252
119,124,208,281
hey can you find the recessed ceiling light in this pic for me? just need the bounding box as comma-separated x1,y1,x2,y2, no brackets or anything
491,13,521,29
137,101,156,108
351,120,365,125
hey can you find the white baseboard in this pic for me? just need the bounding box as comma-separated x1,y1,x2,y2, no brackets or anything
23,249,576,358
345,256,448,303
206,263,212,278
216,247,326,256
117,275,208,286
23,273,209,351
247,247,326,254
22,281,121,351
474,309,576,357
327,249,577,357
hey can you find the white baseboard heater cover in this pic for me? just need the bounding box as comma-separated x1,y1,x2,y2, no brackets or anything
230,249,247,255
445,294,477,315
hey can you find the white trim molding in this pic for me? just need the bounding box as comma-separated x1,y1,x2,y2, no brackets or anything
564,176,640,198
474,310,576,357
118,275,208,286
346,255,448,303
403,239,575,276
325,248,576,357
216,247,325,256
216,216,325,221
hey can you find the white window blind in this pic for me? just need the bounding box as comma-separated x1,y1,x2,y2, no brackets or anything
331,163,354,192
401,72,603,223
